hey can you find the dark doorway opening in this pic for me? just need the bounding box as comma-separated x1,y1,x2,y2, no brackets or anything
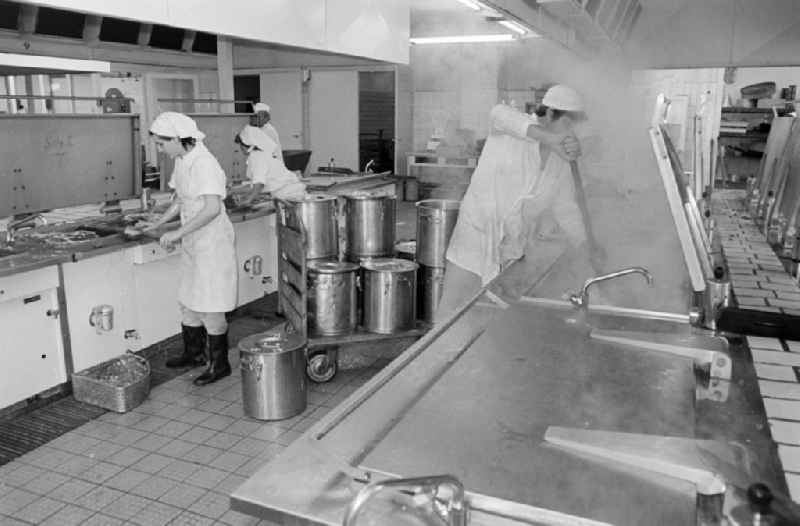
234,75,260,113
359,71,395,173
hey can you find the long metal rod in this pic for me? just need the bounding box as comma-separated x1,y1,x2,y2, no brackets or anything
0,94,134,102
569,160,601,274
157,97,253,104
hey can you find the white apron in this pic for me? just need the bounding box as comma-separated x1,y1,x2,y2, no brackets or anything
260,122,284,163
169,143,238,312
247,150,306,200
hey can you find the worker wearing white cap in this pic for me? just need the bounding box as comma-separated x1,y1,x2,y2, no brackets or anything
435,85,585,322
231,125,306,203
140,111,238,386
252,102,284,163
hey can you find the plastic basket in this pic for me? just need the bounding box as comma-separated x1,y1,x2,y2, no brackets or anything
71,351,151,413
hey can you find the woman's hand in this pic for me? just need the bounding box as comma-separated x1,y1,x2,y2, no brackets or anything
159,230,181,250
550,133,582,161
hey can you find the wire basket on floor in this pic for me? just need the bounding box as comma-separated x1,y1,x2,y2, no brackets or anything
71,351,151,413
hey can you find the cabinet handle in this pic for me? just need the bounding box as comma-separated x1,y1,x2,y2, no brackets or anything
23,294,41,304
46,309,60,318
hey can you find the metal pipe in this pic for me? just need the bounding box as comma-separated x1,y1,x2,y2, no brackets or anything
569,266,653,311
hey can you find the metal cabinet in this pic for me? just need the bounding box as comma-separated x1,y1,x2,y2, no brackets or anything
128,243,183,348
0,266,67,409
62,250,139,372
235,214,278,307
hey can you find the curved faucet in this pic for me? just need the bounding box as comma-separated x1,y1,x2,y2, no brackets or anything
568,267,653,311
5,214,47,244
343,474,467,526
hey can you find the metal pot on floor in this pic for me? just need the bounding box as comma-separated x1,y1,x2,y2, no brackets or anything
417,264,446,323
239,328,307,420
415,199,460,268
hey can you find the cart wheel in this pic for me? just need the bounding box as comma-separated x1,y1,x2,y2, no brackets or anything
307,350,337,383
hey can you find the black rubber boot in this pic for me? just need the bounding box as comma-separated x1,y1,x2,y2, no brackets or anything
193,332,231,386
166,325,207,368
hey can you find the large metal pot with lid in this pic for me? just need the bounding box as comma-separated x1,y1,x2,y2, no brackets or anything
344,194,396,261
415,199,460,268
361,258,418,334
286,194,338,259
307,260,360,337
239,328,307,420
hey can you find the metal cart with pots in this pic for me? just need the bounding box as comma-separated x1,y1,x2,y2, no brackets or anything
274,199,428,383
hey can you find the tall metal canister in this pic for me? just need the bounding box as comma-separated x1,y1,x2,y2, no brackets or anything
239,328,307,420
415,199,460,267
361,258,418,334
286,194,338,259
344,194,396,262
307,260,360,337
415,199,459,322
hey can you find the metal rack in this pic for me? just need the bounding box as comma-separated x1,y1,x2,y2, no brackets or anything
274,199,428,383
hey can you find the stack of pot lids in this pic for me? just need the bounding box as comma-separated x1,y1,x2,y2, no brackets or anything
361,258,418,273
238,328,305,354
307,260,360,274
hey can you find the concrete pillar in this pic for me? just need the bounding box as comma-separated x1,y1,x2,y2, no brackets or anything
217,36,234,113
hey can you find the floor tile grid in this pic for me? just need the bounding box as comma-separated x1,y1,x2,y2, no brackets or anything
0,352,377,525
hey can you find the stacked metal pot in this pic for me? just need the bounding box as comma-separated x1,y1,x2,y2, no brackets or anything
301,193,418,336
414,199,460,323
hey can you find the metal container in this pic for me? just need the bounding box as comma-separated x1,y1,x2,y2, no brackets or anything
416,199,460,268
344,194,396,261
307,260,360,337
394,241,417,261
239,328,307,420
417,265,446,323
361,258,418,334
287,194,338,259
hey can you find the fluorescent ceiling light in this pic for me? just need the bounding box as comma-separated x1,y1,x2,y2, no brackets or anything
410,34,515,44
497,20,528,35
0,52,110,73
455,0,483,10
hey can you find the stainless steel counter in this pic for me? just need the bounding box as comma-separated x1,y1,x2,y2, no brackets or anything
231,282,791,525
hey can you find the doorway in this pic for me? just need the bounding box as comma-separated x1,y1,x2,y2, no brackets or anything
359,71,395,173
234,75,259,113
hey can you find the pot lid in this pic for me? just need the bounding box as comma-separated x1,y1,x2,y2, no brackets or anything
416,199,461,211
308,260,359,274
288,193,337,203
345,192,394,201
238,327,305,354
361,258,418,273
394,241,417,254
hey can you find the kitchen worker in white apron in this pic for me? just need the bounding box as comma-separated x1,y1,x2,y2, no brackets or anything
140,112,238,386
435,86,584,322
230,125,306,205
252,102,284,164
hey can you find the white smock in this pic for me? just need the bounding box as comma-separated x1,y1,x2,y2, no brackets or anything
240,125,305,200
169,143,238,313
260,122,284,163
446,104,582,284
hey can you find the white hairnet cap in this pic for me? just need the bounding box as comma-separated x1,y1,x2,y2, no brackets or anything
253,102,270,113
149,112,206,140
239,125,277,153
542,85,583,112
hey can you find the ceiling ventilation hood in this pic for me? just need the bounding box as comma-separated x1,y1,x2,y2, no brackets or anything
484,0,642,55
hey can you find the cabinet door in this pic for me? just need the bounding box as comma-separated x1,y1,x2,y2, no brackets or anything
235,215,278,307
62,251,137,372
129,245,182,348
0,288,66,409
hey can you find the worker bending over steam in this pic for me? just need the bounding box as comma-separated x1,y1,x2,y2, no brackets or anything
435,85,592,321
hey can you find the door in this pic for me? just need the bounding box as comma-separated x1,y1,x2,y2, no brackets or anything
260,71,304,150
234,75,260,113
235,215,278,307
0,288,66,409
309,70,359,173
359,70,395,173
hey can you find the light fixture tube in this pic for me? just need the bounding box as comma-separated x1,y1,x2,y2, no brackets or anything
410,34,515,44
455,0,482,10
497,20,528,35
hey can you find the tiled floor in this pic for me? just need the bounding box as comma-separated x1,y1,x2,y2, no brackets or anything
0,324,408,525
